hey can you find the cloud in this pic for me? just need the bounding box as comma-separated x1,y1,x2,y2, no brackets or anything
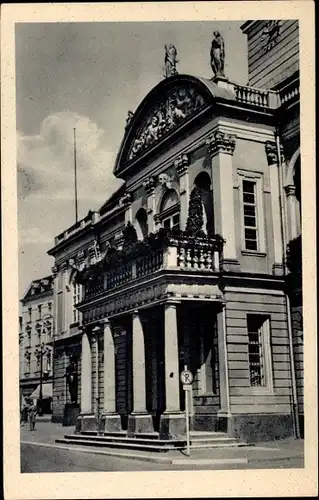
17,111,121,205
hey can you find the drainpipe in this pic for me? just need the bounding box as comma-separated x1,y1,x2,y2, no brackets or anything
275,129,300,439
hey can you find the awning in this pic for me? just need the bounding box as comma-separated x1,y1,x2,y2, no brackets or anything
29,383,53,399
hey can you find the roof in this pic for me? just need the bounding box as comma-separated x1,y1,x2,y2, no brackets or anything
21,275,54,303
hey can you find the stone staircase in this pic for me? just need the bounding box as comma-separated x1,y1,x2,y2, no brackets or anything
56,430,248,453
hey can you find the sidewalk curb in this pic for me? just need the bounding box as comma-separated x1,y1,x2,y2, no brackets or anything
21,440,303,466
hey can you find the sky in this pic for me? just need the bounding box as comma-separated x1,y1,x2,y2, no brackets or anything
16,21,248,298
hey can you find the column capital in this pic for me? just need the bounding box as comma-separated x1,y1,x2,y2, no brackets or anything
164,299,181,308
143,176,156,195
119,191,132,207
285,184,296,196
265,140,285,165
206,130,236,157
174,153,189,176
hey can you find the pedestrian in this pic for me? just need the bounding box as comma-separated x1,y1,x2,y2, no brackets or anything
28,400,37,431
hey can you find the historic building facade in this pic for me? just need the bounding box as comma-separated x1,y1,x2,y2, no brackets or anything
48,21,302,441
19,276,54,413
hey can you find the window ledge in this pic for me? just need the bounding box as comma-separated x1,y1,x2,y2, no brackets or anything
241,250,266,258
249,386,274,396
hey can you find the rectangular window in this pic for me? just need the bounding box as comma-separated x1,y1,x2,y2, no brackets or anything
238,172,265,253
242,180,258,251
247,314,273,389
28,307,32,322
72,283,81,324
48,302,52,313
162,212,180,230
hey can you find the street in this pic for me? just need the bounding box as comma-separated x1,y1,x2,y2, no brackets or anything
21,442,304,473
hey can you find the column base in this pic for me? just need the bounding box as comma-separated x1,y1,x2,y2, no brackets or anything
99,413,122,433
127,412,154,436
62,403,80,427
216,410,232,433
75,413,96,433
272,263,284,276
159,411,186,439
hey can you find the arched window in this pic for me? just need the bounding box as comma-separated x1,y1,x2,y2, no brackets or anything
193,172,214,234
159,189,180,230
135,208,148,240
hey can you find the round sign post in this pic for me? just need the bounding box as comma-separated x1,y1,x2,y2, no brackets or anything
180,365,193,456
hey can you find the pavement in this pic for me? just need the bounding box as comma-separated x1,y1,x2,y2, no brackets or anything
20,419,304,469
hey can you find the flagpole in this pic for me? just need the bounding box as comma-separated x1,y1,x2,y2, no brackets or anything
73,128,78,223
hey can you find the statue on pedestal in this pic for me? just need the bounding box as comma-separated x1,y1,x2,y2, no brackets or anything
65,358,78,404
210,31,225,78
164,44,178,78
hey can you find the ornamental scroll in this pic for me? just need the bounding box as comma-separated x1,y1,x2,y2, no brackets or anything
128,85,207,161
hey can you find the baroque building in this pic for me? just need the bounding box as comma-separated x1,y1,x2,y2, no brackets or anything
48,21,302,442
19,276,54,414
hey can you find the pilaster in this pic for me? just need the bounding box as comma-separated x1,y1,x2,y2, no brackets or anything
206,130,239,270
265,141,285,275
143,176,156,233
175,153,190,230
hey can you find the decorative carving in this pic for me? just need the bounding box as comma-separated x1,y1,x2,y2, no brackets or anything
158,173,172,189
119,192,132,207
261,21,283,51
210,31,225,78
206,131,236,156
143,176,156,195
125,110,134,129
185,186,205,237
51,265,58,278
265,141,284,165
128,85,206,161
174,153,189,176
164,44,178,78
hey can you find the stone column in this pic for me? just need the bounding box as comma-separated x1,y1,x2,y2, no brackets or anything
128,310,153,435
160,300,185,439
175,154,190,230
143,177,156,233
207,131,239,270
101,319,121,432
265,141,284,275
216,306,231,420
285,185,298,242
80,330,92,414
91,328,100,416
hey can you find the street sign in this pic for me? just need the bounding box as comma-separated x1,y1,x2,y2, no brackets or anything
181,365,193,457
180,369,193,385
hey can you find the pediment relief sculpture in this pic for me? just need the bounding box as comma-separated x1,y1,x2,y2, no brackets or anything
128,85,207,161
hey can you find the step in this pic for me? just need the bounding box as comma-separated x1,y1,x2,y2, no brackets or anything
56,438,178,452
65,434,183,447
67,433,238,446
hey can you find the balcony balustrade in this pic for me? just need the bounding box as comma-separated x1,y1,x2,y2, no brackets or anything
82,234,223,302
234,84,278,109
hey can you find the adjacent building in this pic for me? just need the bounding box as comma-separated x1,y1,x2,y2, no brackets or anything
46,20,302,441
19,276,54,413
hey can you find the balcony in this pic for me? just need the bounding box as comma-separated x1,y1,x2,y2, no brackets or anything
234,83,279,109
78,230,224,303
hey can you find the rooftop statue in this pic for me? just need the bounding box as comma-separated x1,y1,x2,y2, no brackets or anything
164,44,178,78
210,31,225,78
